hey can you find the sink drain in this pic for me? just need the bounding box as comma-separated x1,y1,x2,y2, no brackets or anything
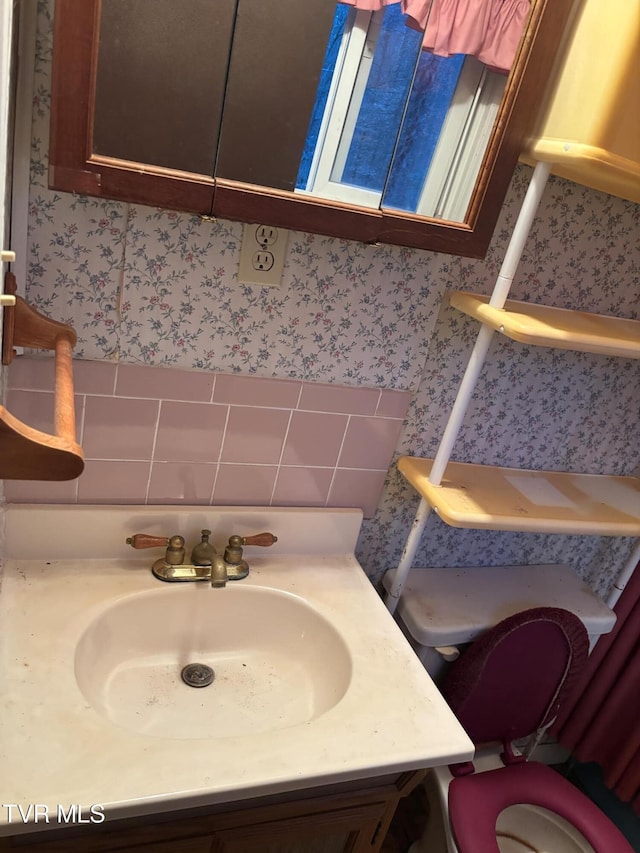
181,663,215,688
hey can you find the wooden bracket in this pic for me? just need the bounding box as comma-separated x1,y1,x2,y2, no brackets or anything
1,272,84,480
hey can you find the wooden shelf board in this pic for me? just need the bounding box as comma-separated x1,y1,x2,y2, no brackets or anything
450,291,640,358
398,457,640,536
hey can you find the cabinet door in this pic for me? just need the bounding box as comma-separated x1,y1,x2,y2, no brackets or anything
93,0,233,176
50,0,233,212
211,801,386,853
3,831,213,853
106,841,212,853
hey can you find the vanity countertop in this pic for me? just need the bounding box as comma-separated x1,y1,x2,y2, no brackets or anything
0,505,473,834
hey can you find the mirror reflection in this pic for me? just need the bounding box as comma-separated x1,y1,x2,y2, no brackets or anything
294,1,529,222
93,0,531,226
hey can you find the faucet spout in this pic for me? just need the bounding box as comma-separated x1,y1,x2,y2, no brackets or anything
210,555,228,588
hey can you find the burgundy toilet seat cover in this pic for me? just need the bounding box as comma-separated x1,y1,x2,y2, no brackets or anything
442,607,589,745
448,761,634,853
441,607,633,853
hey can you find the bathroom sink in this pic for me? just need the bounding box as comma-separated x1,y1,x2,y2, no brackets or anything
2,507,475,825
75,584,352,739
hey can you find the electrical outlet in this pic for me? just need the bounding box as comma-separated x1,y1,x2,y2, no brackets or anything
255,225,278,246
252,251,275,271
237,224,288,287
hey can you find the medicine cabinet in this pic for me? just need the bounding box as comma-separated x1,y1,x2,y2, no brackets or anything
49,0,574,258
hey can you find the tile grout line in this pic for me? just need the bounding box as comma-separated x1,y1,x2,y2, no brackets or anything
143,399,163,504
373,388,383,417
325,414,352,508
269,408,295,506
74,394,87,505
18,386,405,420
208,404,231,504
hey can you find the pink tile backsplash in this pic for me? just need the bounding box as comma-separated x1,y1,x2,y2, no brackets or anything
281,411,348,467
213,374,301,408
148,462,218,505
71,360,118,396
338,416,404,469
77,460,151,504
220,407,290,464
376,388,414,418
297,382,380,415
83,396,159,459
154,401,227,463
7,389,84,439
272,467,334,507
116,363,214,402
7,389,56,433
4,477,78,504
8,356,56,392
213,464,278,505
328,469,390,518
5,358,411,517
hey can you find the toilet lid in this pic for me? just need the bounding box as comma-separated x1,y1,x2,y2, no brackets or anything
442,607,588,744
448,761,634,853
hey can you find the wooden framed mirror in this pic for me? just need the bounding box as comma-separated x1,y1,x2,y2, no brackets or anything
49,0,575,258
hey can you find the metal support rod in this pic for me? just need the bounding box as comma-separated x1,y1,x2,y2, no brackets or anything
489,160,552,308
428,160,552,487
385,499,432,614
606,539,640,609
428,323,495,485
387,161,553,612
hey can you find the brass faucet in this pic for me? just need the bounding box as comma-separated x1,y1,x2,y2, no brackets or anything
126,529,277,584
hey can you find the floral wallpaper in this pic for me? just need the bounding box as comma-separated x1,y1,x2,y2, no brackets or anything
10,0,640,599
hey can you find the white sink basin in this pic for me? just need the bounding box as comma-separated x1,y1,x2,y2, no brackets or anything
1,506,475,827
75,584,352,739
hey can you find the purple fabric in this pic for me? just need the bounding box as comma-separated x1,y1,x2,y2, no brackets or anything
441,607,589,745
448,762,634,853
555,563,640,814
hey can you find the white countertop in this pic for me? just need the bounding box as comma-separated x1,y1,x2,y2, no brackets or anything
0,505,474,834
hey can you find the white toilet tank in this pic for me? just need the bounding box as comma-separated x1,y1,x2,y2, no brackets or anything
382,564,616,681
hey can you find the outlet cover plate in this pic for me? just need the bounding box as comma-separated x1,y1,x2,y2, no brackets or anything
237,223,288,287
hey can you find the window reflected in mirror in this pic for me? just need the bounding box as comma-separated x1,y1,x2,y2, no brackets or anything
295,1,528,222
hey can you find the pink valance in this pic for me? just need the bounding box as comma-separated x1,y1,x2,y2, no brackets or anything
342,0,531,73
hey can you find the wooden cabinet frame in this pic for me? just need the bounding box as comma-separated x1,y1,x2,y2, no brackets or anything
49,0,574,258
0,770,425,853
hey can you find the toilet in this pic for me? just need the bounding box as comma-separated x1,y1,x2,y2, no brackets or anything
381,564,623,853
408,606,633,853
382,563,616,682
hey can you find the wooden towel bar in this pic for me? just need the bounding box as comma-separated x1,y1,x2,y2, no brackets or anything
1,272,84,480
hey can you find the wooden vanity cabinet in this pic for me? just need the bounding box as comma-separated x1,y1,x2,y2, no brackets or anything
48,0,575,257
1,770,424,853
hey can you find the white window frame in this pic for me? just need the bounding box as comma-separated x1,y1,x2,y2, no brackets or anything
297,8,383,208
417,57,506,221
297,8,508,220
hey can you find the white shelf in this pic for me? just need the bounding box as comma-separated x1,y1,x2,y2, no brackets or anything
398,457,640,536
450,291,640,358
